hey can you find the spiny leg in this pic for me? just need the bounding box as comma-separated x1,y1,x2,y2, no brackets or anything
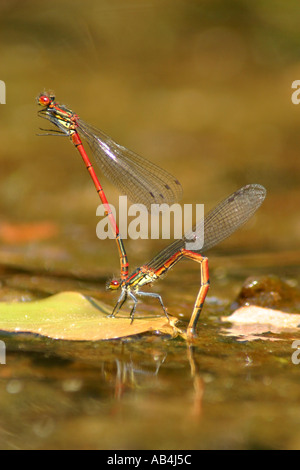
109,289,127,318
128,292,138,324
180,250,210,338
137,291,170,321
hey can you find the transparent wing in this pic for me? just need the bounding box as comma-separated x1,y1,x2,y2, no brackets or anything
78,119,183,209
147,184,266,270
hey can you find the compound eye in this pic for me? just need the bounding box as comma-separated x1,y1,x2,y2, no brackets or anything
109,280,120,290
38,93,54,107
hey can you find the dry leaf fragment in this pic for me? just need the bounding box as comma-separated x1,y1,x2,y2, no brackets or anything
221,305,300,341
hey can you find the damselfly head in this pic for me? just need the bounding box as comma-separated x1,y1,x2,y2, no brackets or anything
37,92,55,108
107,279,121,291
37,92,77,135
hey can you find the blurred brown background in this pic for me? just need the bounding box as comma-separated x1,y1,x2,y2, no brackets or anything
0,0,299,274
1,0,300,451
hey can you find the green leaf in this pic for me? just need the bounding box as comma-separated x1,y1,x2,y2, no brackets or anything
0,291,180,341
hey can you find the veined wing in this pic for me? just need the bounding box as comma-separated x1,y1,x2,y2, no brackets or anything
78,119,183,210
147,184,266,271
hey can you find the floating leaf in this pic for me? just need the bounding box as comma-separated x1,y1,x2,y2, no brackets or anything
0,292,180,341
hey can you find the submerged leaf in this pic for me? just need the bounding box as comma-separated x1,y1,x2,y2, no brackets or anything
0,291,179,341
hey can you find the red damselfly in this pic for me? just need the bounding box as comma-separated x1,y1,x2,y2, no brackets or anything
37,92,182,280
108,184,266,337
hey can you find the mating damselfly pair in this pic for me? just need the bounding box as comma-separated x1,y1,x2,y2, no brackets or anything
37,92,266,337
